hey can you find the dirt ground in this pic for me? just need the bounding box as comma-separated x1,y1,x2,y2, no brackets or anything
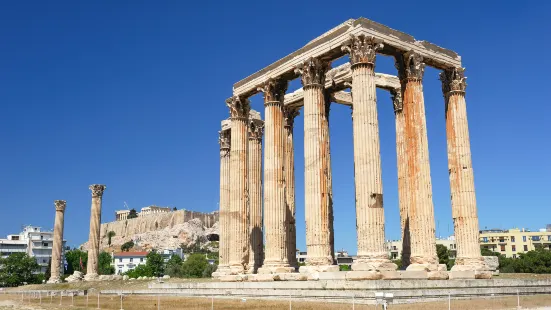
1,294,551,310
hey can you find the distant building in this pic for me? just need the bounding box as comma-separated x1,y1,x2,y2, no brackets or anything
480,228,551,258
112,251,148,274
385,236,457,260
296,249,356,266
0,225,66,273
159,248,184,262
115,206,172,221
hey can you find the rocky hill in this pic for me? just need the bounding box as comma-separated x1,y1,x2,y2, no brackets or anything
81,209,218,251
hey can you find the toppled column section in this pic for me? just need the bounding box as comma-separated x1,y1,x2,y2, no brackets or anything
247,112,264,273
213,125,231,278
440,67,490,279
343,36,396,272
85,184,106,281
47,200,66,283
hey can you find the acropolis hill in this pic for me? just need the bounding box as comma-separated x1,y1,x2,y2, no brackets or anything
81,209,219,252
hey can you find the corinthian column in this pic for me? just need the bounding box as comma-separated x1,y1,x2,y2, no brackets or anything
296,58,336,272
396,52,443,273
248,117,264,273
391,89,411,269
283,106,300,269
226,96,250,274
213,127,231,278
85,184,106,281
47,200,66,283
257,78,294,274
440,68,490,278
342,36,396,272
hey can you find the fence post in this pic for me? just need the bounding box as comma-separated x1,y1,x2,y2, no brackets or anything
50,292,53,304
59,293,62,306
517,289,520,309
352,294,355,310
448,293,451,310
87,293,89,307
211,296,214,310
157,294,160,310
120,294,123,310
97,293,100,309
289,291,292,310
72,294,74,307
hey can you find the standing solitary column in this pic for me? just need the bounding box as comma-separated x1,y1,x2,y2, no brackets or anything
396,52,444,274
258,78,294,274
226,96,250,274
213,127,231,277
440,68,490,278
342,36,396,272
85,184,106,281
248,117,264,273
296,58,336,272
283,106,300,269
391,89,411,269
47,200,66,283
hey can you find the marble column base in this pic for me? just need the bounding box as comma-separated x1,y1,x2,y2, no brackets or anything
257,265,295,274
84,273,99,282
46,277,62,284
352,258,398,272
298,265,339,273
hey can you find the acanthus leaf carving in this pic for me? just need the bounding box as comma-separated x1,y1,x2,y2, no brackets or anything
226,96,251,119
283,106,300,128
54,200,67,212
248,121,264,142
342,35,383,67
89,184,106,197
257,78,288,103
395,51,425,81
295,57,329,87
390,88,403,113
440,67,467,95
218,130,231,150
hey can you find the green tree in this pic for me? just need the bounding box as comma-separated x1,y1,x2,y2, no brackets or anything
44,258,52,281
172,207,177,211
0,253,41,287
436,244,450,269
165,255,183,277
392,258,403,270
64,249,88,274
127,209,138,219
98,252,115,275
124,264,153,278
121,240,135,252
146,251,165,277
181,254,208,278
107,231,116,247
202,263,217,278
339,265,351,271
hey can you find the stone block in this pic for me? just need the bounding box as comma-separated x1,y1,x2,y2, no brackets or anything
437,264,448,271
380,270,401,280
318,272,347,280
319,265,340,272
399,270,428,279
427,271,449,280
248,274,276,282
220,275,245,282
475,271,493,279
345,271,382,281
449,270,475,280
278,273,308,281
307,272,320,281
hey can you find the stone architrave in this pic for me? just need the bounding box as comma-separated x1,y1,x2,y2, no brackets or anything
47,200,66,283
342,36,397,272
295,58,336,272
226,96,250,274
395,52,442,272
213,128,231,277
85,184,106,281
247,117,264,273
440,67,490,277
283,106,300,269
391,89,411,269
257,78,294,274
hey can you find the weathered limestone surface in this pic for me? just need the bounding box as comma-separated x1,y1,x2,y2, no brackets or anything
214,128,231,277
226,96,250,274
396,52,440,271
283,106,300,269
343,36,396,272
47,200,66,284
85,184,106,281
247,115,264,273
441,68,488,274
258,78,293,274
296,58,334,270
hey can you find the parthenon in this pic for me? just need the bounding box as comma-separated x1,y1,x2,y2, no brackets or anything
215,18,490,280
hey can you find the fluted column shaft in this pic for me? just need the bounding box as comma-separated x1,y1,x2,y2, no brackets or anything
216,129,231,275
396,52,439,270
284,107,299,268
86,184,106,279
227,97,250,273
248,121,264,272
298,58,334,267
259,78,293,273
48,200,66,283
441,68,486,272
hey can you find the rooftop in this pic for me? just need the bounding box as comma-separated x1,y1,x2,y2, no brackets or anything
113,251,148,257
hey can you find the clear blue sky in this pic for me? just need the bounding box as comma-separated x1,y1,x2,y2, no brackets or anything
1,1,549,253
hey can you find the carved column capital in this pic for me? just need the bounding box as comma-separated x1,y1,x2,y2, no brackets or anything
89,184,106,198
248,121,264,142
395,51,425,82
257,78,288,105
226,96,251,120
295,57,329,88
219,130,231,150
342,35,383,67
390,88,403,113
54,200,66,212
283,106,300,128
440,67,467,96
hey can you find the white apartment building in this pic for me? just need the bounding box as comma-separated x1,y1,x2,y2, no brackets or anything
112,251,148,274
385,236,457,260
0,225,66,273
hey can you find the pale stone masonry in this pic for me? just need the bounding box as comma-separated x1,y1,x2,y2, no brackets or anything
47,200,66,284
214,127,231,277
226,96,250,274
218,17,487,280
85,184,106,281
247,114,264,273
